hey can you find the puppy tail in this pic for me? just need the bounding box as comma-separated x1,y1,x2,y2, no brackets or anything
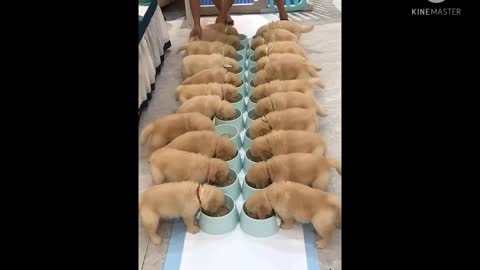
301,24,315,33
308,78,325,89
326,158,342,175
315,100,328,117
140,123,155,145
176,44,187,55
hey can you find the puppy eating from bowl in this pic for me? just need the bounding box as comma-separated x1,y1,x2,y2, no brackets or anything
244,181,341,249
139,182,225,244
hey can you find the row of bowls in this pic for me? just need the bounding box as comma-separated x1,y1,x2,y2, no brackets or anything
198,35,279,238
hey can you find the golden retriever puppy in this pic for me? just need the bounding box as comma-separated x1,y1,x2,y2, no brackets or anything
139,182,224,244
191,28,241,49
254,41,307,60
246,151,341,190
205,23,239,36
182,67,242,86
251,28,298,49
182,54,240,79
165,131,237,161
256,53,318,72
149,148,230,186
176,95,236,121
249,108,318,139
251,78,324,102
175,83,239,104
176,41,237,59
255,91,328,117
249,130,326,161
253,58,321,86
140,112,214,155
256,21,314,39
244,181,340,249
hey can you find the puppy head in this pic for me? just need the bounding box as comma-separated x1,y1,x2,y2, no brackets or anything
215,137,237,161
250,136,273,161
251,87,265,103
246,162,271,189
255,97,274,117
227,36,241,50
223,45,237,58
255,25,268,36
254,45,267,59
207,159,230,186
224,57,240,73
200,185,225,213
249,117,271,138
251,36,265,50
253,70,267,86
245,190,272,219
216,100,236,120
226,72,242,87
222,84,240,102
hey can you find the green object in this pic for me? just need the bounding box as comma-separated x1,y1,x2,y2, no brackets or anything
236,53,246,69
198,194,239,234
236,44,247,59
215,108,245,132
226,152,243,175
246,66,256,87
139,0,152,6
239,34,248,47
219,169,241,199
235,66,247,85
242,148,256,173
237,81,247,97
214,124,242,149
230,93,247,113
246,95,256,111
239,202,279,237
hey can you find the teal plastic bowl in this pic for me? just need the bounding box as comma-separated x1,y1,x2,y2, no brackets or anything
246,95,256,111
239,34,248,47
199,194,239,235
237,80,247,97
229,93,246,113
241,175,262,200
245,109,256,129
235,65,246,83
248,55,257,69
246,79,255,96
240,202,279,237
242,148,257,174
243,128,254,149
226,150,242,174
236,53,246,69
219,169,241,199
246,66,256,83
247,45,255,58
215,108,244,132
214,124,242,149
237,44,247,58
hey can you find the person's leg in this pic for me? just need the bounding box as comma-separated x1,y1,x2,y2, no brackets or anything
273,0,289,20
216,0,235,25
212,0,223,13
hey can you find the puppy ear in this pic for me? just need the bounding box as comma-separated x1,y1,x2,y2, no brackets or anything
257,204,271,219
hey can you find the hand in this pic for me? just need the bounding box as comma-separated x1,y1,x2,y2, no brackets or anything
189,25,202,40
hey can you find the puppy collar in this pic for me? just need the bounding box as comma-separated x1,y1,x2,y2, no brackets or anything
196,184,202,206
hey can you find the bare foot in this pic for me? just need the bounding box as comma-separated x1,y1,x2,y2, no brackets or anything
226,15,234,26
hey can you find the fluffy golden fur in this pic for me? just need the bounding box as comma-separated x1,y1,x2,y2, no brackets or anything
140,112,214,155
205,23,239,36
249,108,318,139
176,95,236,120
139,182,224,244
149,148,230,186
176,41,237,59
190,28,241,49
253,57,321,86
249,130,326,161
254,41,307,60
175,83,239,104
255,21,314,39
251,29,298,50
251,78,324,102
164,131,237,161
182,54,239,79
244,181,340,249
255,91,328,117
246,151,341,190
182,67,242,86
256,53,318,72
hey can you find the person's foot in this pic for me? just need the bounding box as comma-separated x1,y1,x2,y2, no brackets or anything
225,14,234,26
215,14,234,26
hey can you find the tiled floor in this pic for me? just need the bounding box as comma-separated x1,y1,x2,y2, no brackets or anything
139,1,341,269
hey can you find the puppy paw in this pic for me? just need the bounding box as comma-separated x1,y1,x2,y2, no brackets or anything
280,221,293,230
187,225,200,234
315,239,328,249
